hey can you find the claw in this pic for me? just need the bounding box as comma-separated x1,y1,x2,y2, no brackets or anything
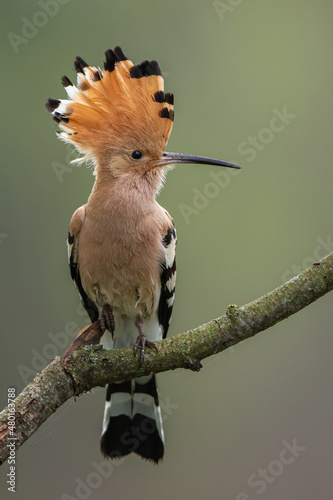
134,316,158,364
133,336,158,364
100,304,115,337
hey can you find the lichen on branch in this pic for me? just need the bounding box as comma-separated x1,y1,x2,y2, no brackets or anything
0,252,332,465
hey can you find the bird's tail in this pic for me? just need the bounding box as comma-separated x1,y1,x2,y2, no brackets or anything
100,375,164,464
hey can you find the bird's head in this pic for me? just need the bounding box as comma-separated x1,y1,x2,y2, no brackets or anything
45,46,240,184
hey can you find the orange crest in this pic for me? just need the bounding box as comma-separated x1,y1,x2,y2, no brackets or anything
45,46,174,165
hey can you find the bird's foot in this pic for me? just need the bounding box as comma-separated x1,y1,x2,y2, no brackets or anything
134,317,158,364
100,304,115,337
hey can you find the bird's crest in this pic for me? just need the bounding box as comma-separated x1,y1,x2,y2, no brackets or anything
45,46,174,166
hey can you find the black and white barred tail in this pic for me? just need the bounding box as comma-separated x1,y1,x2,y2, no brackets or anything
100,222,175,464
100,375,164,463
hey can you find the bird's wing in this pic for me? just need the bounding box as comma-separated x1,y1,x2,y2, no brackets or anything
68,205,99,323
158,217,177,338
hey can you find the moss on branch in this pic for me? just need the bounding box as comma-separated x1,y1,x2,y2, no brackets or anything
1,252,332,465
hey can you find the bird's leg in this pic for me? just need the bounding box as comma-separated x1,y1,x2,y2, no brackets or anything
100,304,115,338
134,316,158,364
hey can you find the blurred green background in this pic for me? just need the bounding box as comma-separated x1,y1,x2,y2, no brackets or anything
1,0,333,499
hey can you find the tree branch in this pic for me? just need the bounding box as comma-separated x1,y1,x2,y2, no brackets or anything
1,252,332,465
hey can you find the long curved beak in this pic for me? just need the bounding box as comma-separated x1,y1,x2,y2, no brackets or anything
158,151,241,169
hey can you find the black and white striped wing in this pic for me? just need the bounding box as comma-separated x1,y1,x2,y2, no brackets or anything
158,222,177,338
67,205,98,323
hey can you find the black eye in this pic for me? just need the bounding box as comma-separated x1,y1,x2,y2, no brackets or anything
131,150,143,160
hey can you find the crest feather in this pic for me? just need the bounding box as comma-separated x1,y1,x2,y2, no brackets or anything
45,46,174,164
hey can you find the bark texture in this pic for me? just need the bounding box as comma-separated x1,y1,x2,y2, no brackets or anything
1,252,332,465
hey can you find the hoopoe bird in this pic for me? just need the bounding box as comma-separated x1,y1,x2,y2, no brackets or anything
45,46,240,463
